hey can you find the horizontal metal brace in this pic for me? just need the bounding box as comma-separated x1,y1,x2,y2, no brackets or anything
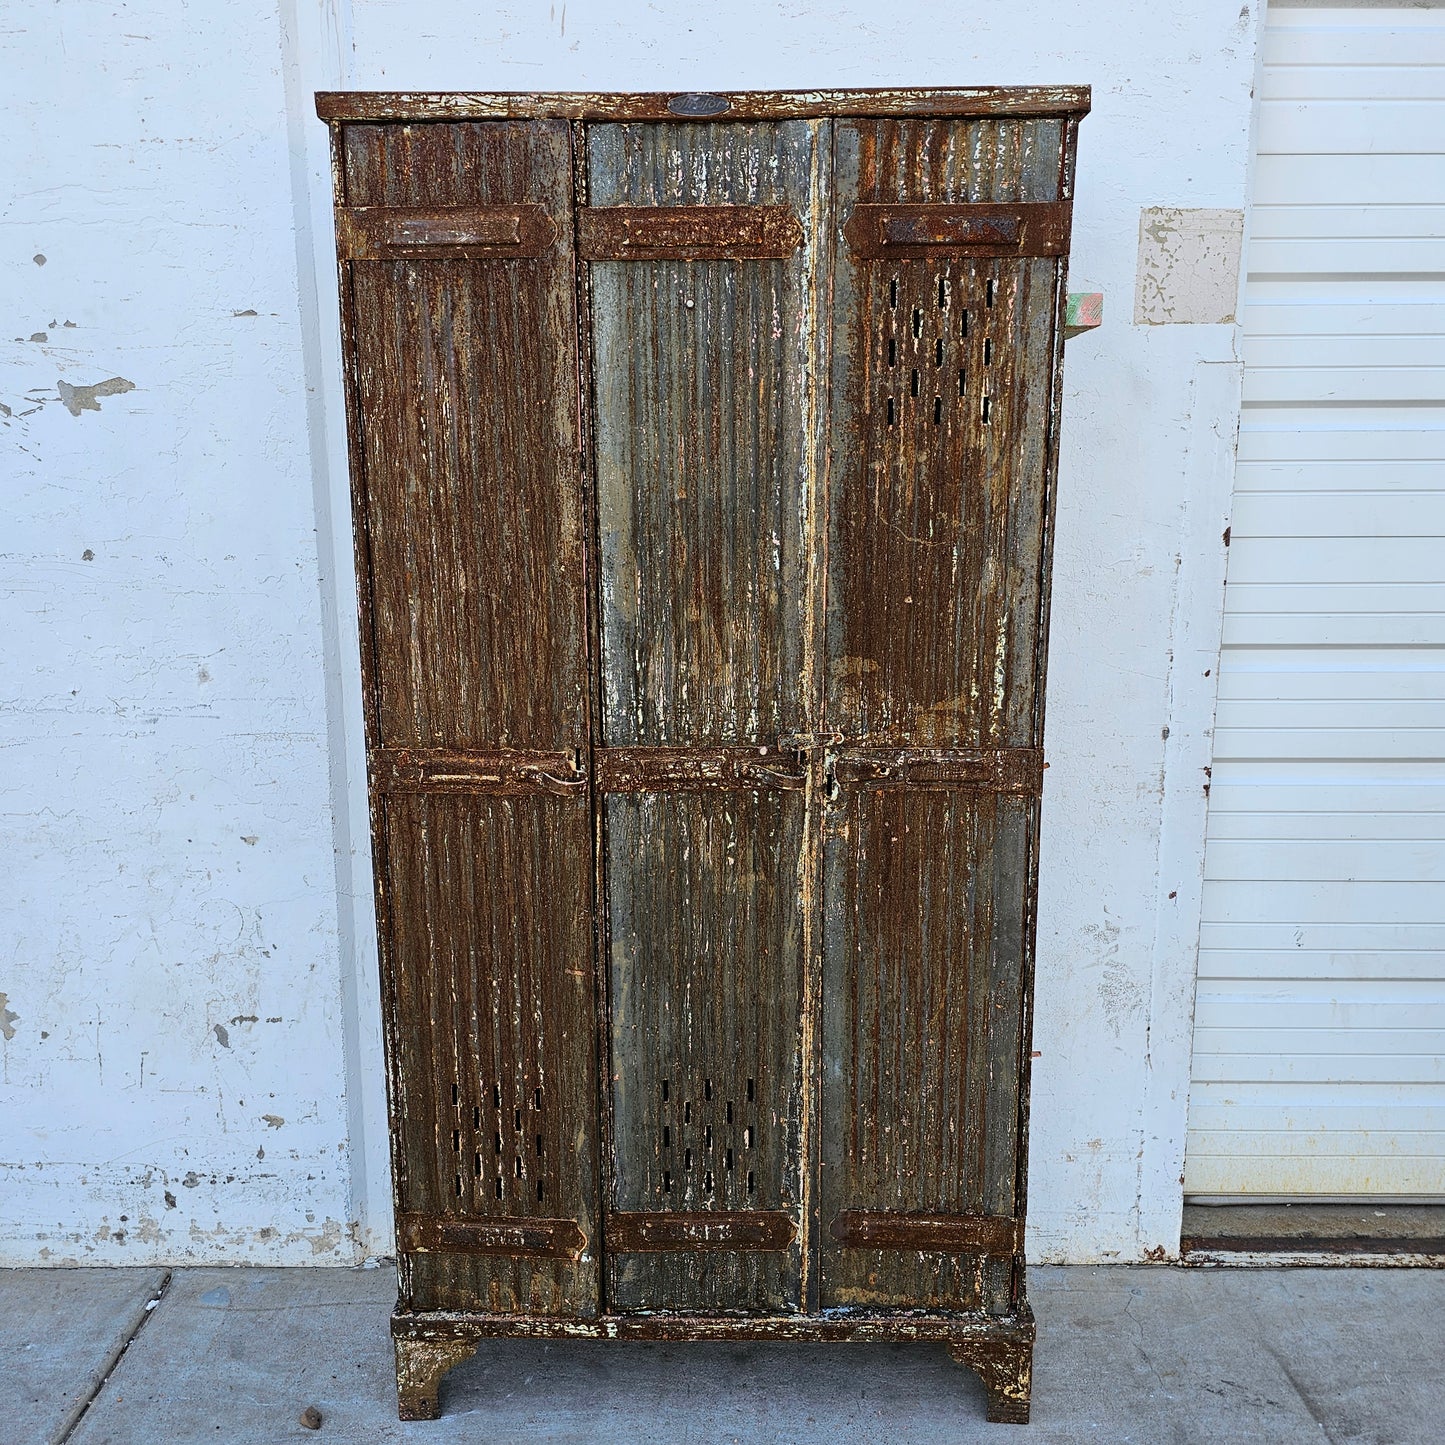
372,747,586,796
596,746,808,793
609,1209,797,1252
578,205,803,260
338,205,558,260
397,1213,587,1260
843,202,1070,258
829,746,1045,795
830,1210,1021,1255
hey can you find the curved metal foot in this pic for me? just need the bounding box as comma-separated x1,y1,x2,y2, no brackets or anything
394,1327,483,1421
948,1335,1033,1424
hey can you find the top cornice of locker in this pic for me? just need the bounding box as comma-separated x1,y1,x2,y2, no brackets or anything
315,87,1091,125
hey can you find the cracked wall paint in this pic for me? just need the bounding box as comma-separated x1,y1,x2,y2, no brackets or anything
0,0,354,1266
4,0,1258,1267
1133,208,1245,325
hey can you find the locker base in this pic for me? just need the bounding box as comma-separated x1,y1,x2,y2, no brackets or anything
391,1296,1035,1424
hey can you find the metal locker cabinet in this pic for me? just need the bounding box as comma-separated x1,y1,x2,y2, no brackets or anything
317,86,1088,1426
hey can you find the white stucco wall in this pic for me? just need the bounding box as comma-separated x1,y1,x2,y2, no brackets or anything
1,0,1257,1266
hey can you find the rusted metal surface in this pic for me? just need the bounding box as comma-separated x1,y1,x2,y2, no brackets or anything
338,204,558,260
843,201,1070,258
819,114,1074,1324
335,116,600,1321
390,1301,1035,1342
578,204,803,260
829,1210,1021,1254
393,1327,483,1422
322,86,1084,1424
595,746,808,792
949,1329,1036,1425
397,1213,587,1260
829,745,1044,792
609,1210,798,1252
588,117,828,1318
390,1300,1036,1422
318,87,1092,124
372,747,585,796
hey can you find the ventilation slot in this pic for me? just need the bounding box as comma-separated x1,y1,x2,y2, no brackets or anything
653,1068,765,1205
446,1075,548,1211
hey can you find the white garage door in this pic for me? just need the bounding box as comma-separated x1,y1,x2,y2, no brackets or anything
1185,4,1445,1198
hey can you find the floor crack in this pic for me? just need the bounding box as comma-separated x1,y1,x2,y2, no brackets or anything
53,1270,172,1444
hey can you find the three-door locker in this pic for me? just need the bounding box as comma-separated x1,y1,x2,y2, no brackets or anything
320,86,1087,1425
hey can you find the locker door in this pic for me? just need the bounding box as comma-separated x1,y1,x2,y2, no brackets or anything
819,117,1074,1314
585,118,831,1313
336,119,600,1316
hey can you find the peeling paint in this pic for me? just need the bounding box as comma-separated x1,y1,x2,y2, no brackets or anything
57,375,136,416
1133,207,1243,325
0,993,17,1041
1,0,1260,1276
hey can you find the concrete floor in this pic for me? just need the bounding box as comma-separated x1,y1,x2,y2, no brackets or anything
5,1265,1441,1444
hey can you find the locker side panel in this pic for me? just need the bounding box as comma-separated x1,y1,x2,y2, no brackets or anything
338,119,600,1316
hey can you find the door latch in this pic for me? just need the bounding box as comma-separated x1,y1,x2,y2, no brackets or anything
777,732,844,801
